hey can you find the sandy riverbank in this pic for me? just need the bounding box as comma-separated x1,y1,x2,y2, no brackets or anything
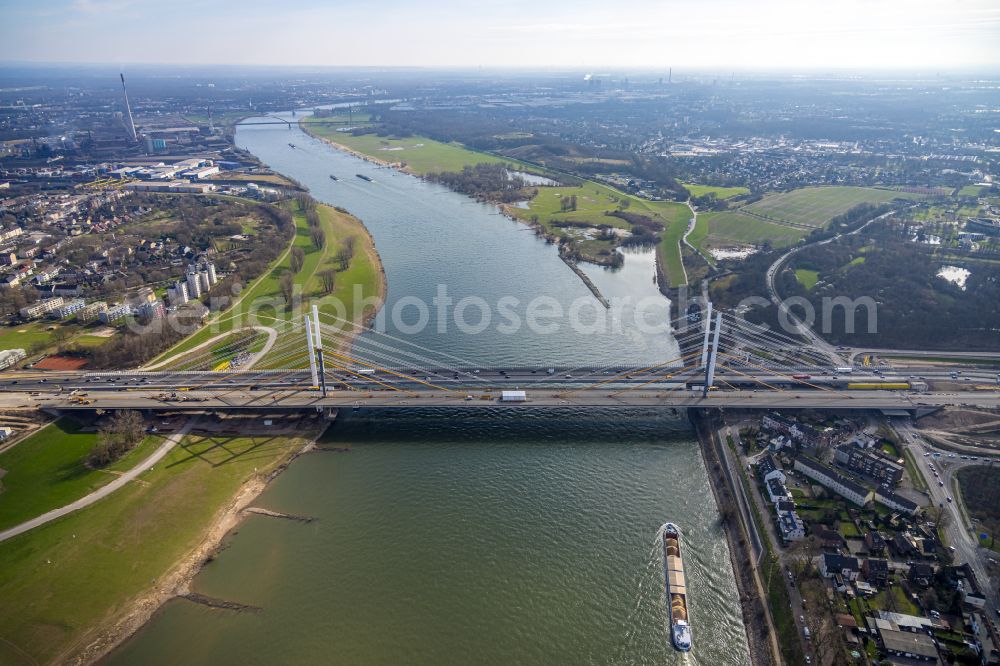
71,432,321,665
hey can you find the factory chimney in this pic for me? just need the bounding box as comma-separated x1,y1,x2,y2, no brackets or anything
120,72,138,142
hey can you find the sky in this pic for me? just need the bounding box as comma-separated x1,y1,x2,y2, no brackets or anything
0,0,998,71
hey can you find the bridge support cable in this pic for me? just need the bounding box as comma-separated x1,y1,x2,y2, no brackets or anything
712,361,788,393
606,351,705,397
320,346,454,393
313,307,706,385
718,312,836,369
716,351,837,393
559,346,701,398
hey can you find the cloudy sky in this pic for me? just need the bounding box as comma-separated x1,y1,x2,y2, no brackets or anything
1,0,998,70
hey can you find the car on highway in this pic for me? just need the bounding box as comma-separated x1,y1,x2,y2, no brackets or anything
947,496,953,502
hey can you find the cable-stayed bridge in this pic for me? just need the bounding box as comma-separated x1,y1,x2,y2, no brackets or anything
1,305,996,414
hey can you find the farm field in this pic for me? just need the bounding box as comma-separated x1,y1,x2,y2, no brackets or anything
696,211,809,249
684,183,749,200
742,186,920,228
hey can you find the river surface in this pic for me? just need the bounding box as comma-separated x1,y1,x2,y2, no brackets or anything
104,115,749,665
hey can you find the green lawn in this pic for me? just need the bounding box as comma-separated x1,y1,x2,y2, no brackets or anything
684,183,749,200
0,432,309,665
698,211,809,248
0,418,162,531
303,126,504,175
742,186,921,228
0,320,73,354
957,185,984,197
795,269,820,290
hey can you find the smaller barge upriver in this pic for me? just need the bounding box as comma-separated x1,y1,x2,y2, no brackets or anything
662,522,693,652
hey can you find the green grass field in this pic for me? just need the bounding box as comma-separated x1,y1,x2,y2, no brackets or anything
304,126,504,175
795,269,820,290
957,185,985,198
0,320,73,354
0,418,162,531
742,186,920,228
697,211,809,249
0,431,308,665
683,183,749,200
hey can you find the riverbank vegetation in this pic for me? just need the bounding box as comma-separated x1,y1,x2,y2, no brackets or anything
0,425,315,665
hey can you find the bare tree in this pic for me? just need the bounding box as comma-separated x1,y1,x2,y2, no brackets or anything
279,271,295,305
310,227,326,250
90,410,146,467
319,269,337,295
290,246,305,274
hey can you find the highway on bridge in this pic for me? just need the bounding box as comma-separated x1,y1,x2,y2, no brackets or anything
3,385,1000,412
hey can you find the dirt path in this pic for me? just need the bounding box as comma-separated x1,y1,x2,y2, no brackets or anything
0,421,194,544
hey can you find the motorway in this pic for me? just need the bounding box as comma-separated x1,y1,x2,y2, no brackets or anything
1,363,997,393
2,385,1000,412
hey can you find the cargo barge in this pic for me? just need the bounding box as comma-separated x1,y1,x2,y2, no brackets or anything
356,174,373,182
662,522,692,651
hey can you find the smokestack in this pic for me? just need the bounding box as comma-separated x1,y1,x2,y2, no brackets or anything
668,67,672,84
120,72,137,142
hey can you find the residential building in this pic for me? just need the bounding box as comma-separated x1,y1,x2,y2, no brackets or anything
167,280,189,305
51,298,85,319
814,527,847,551
876,611,935,633
762,412,835,448
77,301,108,323
776,509,805,542
874,486,919,515
99,303,131,324
0,348,26,370
908,563,935,587
862,558,889,588
876,628,938,662
135,300,165,320
19,296,64,320
186,270,202,298
820,553,860,580
865,531,887,557
765,477,790,503
794,456,873,507
834,444,904,486
758,454,785,483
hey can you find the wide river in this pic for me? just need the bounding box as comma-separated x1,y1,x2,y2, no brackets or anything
105,114,749,665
